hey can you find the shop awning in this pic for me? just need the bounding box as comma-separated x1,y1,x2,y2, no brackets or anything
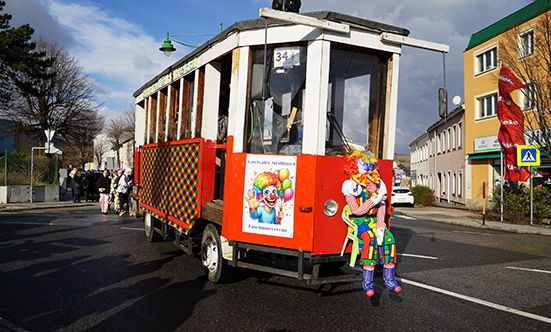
469,153,501,160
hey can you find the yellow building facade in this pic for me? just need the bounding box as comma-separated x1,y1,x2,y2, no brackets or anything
464,1,551,205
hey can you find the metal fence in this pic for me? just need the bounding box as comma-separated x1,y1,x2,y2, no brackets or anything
0,151,60,186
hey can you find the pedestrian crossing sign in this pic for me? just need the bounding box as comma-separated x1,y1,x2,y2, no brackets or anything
517,145,540,166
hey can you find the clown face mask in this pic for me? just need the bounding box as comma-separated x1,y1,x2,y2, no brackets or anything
262,185,279,209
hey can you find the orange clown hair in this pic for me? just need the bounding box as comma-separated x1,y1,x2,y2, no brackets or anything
343,151,378,178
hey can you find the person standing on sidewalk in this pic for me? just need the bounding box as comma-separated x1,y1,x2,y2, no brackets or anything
110,169,122,212
97,170,111,215
72,169,84,203
117,168,133,216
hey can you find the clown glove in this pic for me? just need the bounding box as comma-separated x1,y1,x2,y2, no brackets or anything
378,184,387,197
371,193,384,206
376,228,385,246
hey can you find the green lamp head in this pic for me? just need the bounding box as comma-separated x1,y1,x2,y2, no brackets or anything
159,33,176,57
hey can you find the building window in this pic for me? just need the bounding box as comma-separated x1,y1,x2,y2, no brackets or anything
524,83,536,110
519,29,534,58
478,93,498,118
453,172,457,195
476,47,497,74
447,128,451,151
442,173,446,194
438,134,441,153
458,122,462,148
458,172,463,197
452,125,456,149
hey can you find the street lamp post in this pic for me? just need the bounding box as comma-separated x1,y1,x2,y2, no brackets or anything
159,25,222,57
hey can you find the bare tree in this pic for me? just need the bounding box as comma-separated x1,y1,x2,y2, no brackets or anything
499,4,551,157
1,36,103,146
63,111,105,169
107,106,135,168
94,137,108,169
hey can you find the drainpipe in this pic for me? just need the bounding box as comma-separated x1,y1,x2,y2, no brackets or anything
434,129,437,201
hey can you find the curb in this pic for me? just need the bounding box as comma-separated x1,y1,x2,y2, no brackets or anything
395,209,551,237
0,202,97,213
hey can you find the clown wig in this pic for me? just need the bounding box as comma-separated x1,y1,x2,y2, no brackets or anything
253,172,283,197
343,151,378,178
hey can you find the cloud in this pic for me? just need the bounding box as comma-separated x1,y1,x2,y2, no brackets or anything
86,77,112,96
301,0,530,153
8,0,533,155
4,0,76,47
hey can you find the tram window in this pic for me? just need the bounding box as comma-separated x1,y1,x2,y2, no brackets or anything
245,45,307,155
218,54,232,144
180,73,195,140
326,45,386,155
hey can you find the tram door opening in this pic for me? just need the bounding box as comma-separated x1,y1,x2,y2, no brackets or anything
215,53,232,200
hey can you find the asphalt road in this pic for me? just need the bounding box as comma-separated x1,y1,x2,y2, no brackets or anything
1,206,550,331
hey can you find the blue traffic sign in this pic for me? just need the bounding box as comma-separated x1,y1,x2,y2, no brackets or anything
517,145,540,166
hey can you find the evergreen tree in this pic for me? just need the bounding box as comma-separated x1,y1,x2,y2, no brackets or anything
0,0,51,106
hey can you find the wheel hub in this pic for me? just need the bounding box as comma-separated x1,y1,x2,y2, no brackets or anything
202,238,218,272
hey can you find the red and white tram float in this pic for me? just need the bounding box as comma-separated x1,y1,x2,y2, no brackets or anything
133,5,448,285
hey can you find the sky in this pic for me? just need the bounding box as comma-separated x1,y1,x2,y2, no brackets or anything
4,0,534,154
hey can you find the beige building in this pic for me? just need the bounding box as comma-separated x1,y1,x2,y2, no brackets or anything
464,1,551,205
409,131,430,187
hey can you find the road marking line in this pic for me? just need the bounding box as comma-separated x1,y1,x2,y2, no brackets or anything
452,230,491,236
401,278,551,324
2,221,93,226
397,253,440,260
506,266,551,274
121,227,145,231
393,215,417,220
2,221,53,225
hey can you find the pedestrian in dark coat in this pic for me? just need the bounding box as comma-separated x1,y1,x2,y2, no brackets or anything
72,169,84,203
84,172,97,202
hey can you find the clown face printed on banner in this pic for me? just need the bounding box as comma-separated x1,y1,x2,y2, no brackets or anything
243,155,297,238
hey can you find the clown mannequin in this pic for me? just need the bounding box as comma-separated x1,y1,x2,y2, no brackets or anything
341,151,401,297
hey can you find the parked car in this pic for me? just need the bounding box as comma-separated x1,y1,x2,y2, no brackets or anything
391,187,415,207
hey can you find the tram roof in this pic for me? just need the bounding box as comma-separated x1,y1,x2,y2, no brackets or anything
134,11,410,97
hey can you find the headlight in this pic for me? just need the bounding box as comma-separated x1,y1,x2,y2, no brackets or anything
323,199,339,217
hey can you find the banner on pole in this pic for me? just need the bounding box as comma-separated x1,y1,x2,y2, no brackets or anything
497,66,530,182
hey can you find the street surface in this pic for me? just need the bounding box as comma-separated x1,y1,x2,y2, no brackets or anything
1,206,550,331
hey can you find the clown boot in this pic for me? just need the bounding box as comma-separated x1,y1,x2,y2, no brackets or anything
362,266,375,297
383,264,401,293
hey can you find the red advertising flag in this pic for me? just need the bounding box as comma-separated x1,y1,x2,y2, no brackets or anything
504,153,531,182
497,65,530,182
498,127,525,154
497,98,524,125
499,66,525,97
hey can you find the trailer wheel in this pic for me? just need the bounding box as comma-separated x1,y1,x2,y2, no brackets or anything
144,212,161,242
201,224,231,283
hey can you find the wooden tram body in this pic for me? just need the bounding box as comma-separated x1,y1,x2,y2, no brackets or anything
133,9,446,284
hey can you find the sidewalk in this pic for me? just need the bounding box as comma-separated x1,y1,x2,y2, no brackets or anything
393,203,551,237
0,200,98,212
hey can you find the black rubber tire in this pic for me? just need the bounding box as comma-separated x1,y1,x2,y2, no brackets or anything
144,212,161,242
201,224,232,283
